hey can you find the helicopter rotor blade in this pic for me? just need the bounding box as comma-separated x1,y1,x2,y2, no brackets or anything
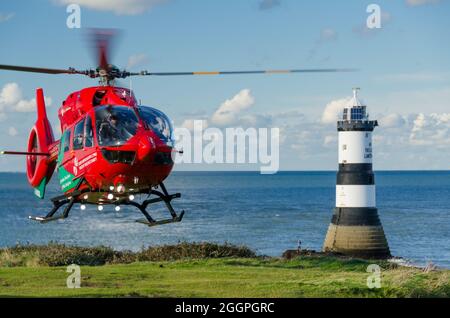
0,64,88,75
0,29,119,80
0,150,50,157
89,28,119,71
128,68,357,77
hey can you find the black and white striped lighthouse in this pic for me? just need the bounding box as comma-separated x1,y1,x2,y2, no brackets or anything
323,88,390,259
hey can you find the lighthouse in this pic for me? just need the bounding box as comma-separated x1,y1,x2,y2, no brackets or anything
323,88,390,259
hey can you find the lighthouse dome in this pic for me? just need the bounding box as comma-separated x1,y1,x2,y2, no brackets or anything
342,88,368,121
348,87,365,107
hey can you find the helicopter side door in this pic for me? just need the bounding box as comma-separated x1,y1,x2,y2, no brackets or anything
74,113,97,178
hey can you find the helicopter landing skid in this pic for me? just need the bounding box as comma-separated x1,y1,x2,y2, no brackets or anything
28,182,185,227
135,212,185,227
28,179,88,223
129,183,185,227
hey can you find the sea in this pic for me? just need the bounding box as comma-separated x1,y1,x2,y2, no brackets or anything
0,171,449,268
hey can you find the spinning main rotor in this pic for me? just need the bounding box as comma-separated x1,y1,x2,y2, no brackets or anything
0,29,355,86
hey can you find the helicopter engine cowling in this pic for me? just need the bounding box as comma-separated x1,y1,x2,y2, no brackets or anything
26,88,56,198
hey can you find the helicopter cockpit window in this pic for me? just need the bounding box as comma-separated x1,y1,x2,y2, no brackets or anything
95,106,139,147
138,106,173,143
73,119,85,150
62,130,71,153
84,115,93,148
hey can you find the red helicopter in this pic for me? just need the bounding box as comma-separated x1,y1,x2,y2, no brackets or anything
0,31,353,227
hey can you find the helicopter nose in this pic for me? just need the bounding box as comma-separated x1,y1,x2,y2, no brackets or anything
137,136,155,161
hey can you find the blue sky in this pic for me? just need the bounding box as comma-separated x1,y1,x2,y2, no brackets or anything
1,0,450,171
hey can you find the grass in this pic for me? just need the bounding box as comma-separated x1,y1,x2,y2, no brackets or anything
0,243,448,298
0,242,256,267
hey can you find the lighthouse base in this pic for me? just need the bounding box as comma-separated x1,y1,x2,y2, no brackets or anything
323,208,391,259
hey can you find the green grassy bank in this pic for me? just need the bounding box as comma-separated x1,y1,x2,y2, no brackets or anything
0,243,448,298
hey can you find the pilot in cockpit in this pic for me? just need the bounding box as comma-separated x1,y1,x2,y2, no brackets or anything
99,115,123,145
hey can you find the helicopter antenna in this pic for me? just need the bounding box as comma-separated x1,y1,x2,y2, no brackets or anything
129,78,133,96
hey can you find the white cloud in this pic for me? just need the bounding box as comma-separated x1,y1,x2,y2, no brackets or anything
178,89,269,131
323,135,337,147
180,119,208,131
210,89,255,127
8,127,18,137
54,0,168,15
411,113,426,133
127,53,149,69
379,113,406,128
409,113,450,146
238,114,273,128
0,83,52,115
15,97,52,112
0,12,14,23
321,97,351,124
406,0,441,6
0,83,21,108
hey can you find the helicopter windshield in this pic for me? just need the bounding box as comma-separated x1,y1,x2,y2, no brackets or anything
138,106,173,144
96,106,139,147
